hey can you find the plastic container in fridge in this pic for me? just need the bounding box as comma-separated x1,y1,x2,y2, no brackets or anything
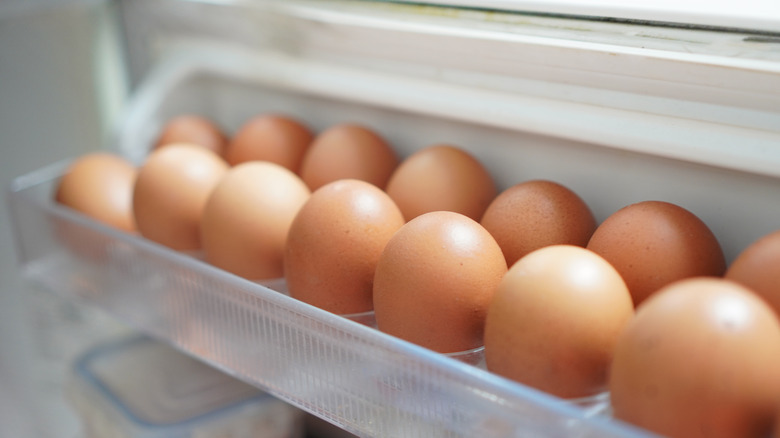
67,335,304,438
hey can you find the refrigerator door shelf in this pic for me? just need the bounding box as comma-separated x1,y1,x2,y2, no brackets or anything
9,44,780,437
118,1,780,177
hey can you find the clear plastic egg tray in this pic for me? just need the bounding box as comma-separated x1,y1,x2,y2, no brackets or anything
9,46,780,438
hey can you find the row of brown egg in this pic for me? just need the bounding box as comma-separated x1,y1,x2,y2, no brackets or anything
55,113,780,438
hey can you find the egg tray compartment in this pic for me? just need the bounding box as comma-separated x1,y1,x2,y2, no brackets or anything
8,160,641,438
12,46,780,438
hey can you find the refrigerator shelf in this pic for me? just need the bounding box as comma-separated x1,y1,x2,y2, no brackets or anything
8,164,646,438
9,44,780,437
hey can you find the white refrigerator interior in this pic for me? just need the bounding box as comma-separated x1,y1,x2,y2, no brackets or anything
2,1,780,437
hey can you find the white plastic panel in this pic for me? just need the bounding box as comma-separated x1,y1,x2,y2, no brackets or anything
390,0,780,33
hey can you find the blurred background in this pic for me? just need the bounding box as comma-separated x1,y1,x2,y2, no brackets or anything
0,1,125,436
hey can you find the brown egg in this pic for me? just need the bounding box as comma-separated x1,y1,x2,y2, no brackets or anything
285,179,405,314
299,124,398,191
480,180,596,267
201,161,310,280
609,277,780,438
373,211,507,353
484,245,633,398
55,152,137,232
774,407,780,438
225,114,313,172
385,144,497,222
587,200,726,306
133,144,228,251
155,115,227,156
726,230,780,318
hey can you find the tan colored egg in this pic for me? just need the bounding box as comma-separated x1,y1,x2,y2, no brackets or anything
299,124,398,191
609,277,780,438
155,115,227,156
587,200,726,306
373,211,507,353
484,245,633,398
726,230,780,318
285,179,405,314
55,152,137,232
385,144,497,222
133,144,228,251
201,161,310,280
225,114,313,172
480,180,596,267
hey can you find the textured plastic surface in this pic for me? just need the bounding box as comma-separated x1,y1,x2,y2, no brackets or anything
8,166,644,438
11,46,780,437
11,165,651,437
68,336,303,438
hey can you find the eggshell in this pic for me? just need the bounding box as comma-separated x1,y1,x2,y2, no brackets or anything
201,161,310,280
484,245,633,398
133,144,229,251
154,115,228,156
385,144,497,221
586,200,726,306
299,124,398,191
285,179,405,314
55,152,137,232
225,114,313,172
774,407,780,438
480,180,596,267
373,211,507,353
609,277,780,438
725,229,780,318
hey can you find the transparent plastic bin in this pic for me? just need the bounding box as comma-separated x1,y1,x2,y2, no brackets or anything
8,158,643,437
68,336,303,438
14,46,780,437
